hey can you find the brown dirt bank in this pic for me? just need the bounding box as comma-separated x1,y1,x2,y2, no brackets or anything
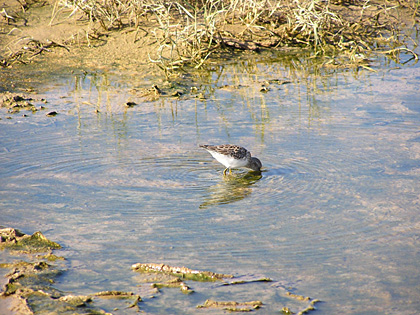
0,1,159,92
1,0,418,86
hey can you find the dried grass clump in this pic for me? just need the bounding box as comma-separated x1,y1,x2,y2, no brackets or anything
145,0,225,75
3,0,416,72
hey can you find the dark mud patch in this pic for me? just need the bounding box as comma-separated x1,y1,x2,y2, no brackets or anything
0,91,51,120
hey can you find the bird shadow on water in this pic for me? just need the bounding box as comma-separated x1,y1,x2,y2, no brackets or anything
199,171,262,209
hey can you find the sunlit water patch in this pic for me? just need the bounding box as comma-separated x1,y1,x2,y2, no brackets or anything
1,51,420,314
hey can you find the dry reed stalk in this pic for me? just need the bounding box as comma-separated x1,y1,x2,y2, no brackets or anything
3,0,418,69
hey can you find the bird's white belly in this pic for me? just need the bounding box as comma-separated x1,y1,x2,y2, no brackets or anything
209,151,248,168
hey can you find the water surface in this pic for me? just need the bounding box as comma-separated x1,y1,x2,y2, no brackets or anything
1,50,420,314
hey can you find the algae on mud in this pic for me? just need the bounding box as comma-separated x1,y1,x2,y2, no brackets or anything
1,227,321,313
197,298,263,312
131,262,322,313
131,262,234,281
151,278,194,295
0,228,61,253
0,228,142,314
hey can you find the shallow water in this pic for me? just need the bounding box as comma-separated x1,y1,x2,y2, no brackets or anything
1,49,420,314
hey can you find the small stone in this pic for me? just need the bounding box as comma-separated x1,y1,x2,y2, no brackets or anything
125,101,137,107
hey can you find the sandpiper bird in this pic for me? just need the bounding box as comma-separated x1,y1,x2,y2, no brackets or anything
199,144,262,175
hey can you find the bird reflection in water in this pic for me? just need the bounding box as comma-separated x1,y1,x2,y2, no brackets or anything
199,171,262,209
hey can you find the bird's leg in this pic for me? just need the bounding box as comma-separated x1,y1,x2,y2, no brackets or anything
223,168,228,176
229,168,232,175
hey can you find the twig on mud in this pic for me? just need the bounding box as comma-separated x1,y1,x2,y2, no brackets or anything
26,39,70,59
1,38,70,67
1,8,16,24
214,34,259,51
6,27,23,36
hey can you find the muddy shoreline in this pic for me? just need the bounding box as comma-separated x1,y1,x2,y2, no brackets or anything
1,0,418,87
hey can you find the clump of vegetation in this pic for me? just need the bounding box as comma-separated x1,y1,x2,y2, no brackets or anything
151,278,194,294
197,299,263,312
131,262,234,281
55,0,418,75
0,228,61,253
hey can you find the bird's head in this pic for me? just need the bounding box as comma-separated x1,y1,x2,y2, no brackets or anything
250,157,262,172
